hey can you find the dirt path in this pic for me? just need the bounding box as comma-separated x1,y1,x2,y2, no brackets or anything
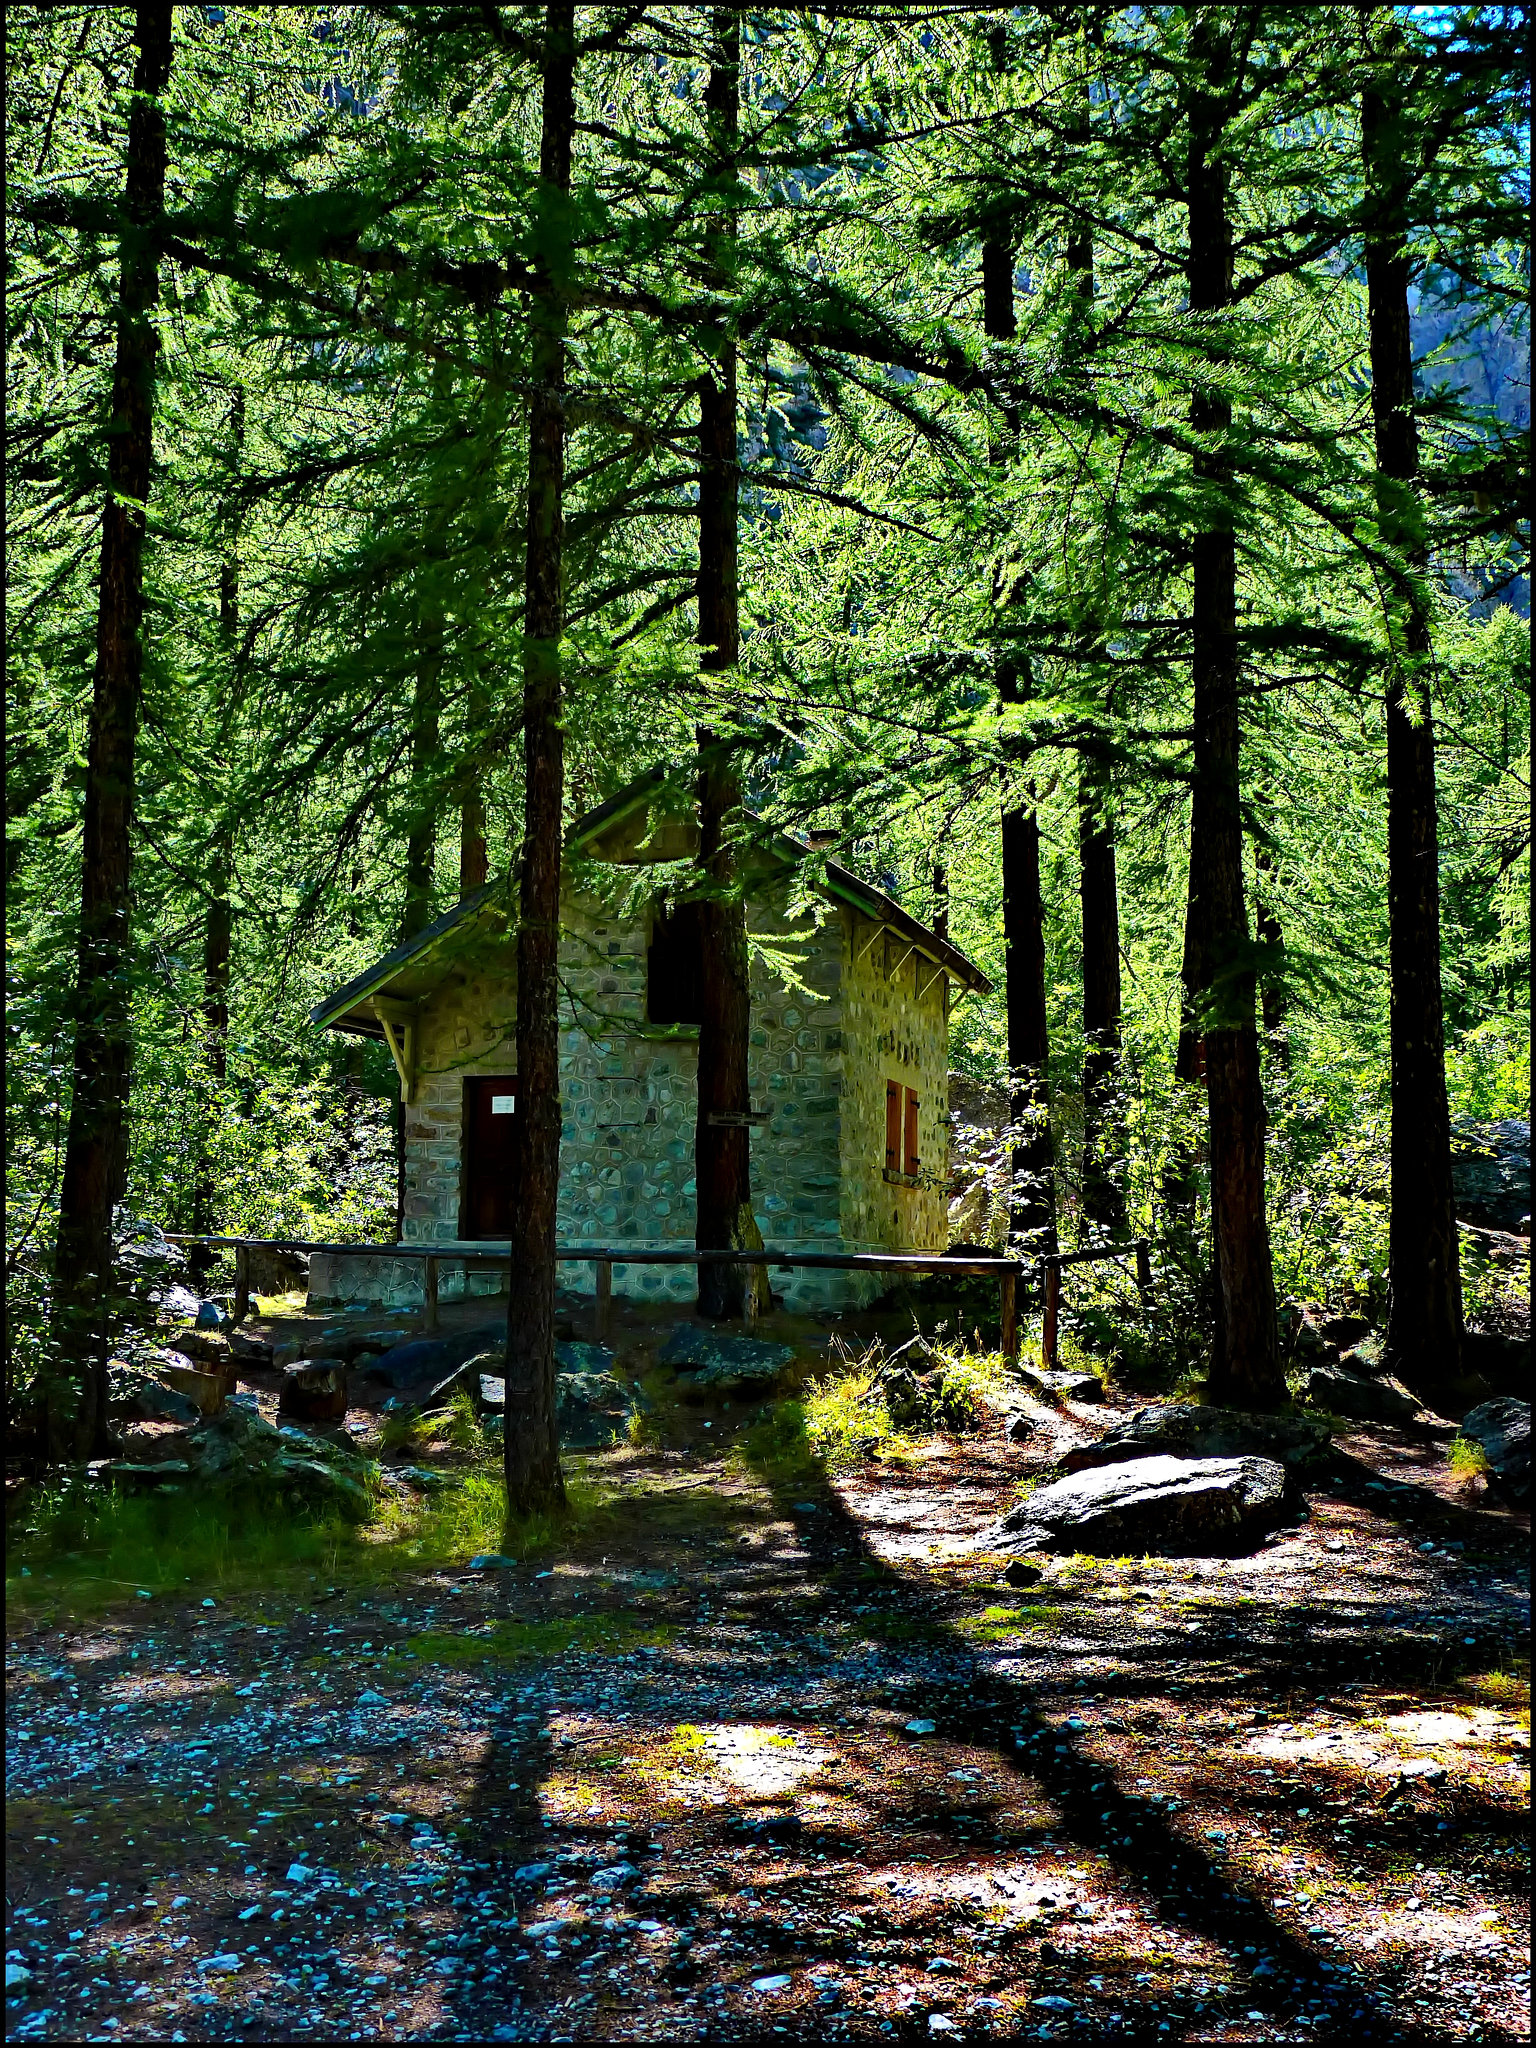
5,1379,1530,2044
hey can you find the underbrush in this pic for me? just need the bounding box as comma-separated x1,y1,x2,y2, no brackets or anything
5,1456,615,1619
767,1342,1021,1479
379,1388,481,1455
801,1371,916,1474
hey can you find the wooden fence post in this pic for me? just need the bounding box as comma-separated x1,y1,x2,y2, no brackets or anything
999,1267,1018,1359
595,1259,612,1340
1043,1261,1060,1369
423,1255,439,1332
232,1243,250,1327
999,1261,1024,1359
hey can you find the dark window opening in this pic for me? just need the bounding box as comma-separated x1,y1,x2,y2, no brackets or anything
648,901,704,1026
885,1081,901,1171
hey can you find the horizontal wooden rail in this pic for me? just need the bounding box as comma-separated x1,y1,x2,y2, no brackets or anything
165,1233,1026,1352
168,1231,1152,1359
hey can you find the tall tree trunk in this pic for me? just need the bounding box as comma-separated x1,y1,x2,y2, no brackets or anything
931,858,949,941
459,675,490,897
1079,760,1127,1231
1066,72,1126,1236
504,2,575,1518
1361,51,1463,1399
695,11,770,1322
1185,21,1280,1406
394,623,442,1237
48,1,174,1463
984,216,1056,1263
1253,826,1288,1062
190,387,244,1277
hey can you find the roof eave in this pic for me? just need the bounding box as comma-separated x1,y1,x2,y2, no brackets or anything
309,880,506,1033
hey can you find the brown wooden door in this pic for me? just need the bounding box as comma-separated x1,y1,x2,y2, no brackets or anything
462,1075,518,1238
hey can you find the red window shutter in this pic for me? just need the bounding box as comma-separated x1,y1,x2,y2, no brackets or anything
904,1088,920,1176
885,1081,901,1170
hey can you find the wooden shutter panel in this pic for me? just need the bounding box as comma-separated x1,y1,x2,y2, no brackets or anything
904,1087,920,1176
885,1081,901,1170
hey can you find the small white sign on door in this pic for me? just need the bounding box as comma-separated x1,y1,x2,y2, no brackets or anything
491,1094,517,1115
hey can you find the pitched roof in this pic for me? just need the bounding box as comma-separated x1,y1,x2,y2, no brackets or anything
312,767,991,1035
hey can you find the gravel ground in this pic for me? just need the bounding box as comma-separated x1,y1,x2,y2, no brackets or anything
5,1382,1530,2044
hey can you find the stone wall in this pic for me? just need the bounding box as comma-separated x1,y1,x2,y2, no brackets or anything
400,952,518,1255
839,913,951,1255
322,883,955,1312
380,885,859,1309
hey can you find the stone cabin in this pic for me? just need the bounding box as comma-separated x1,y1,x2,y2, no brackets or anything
308,766,991,1311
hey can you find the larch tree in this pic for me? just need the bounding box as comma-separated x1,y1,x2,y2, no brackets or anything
504,0,577,1518
693,9,772,1322
1177,8,1280,1404
49,0,175,1460
1360,13,1465,1401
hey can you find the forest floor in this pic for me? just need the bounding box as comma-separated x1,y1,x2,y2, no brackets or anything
5,1298,1531,2046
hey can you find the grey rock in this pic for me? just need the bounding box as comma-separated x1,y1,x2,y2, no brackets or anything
1305,1364,1419,1423
278,1361,348,1423
992,1454,1292,1556
885,1335,944,1378
363,1325,503,1389
185,1403,285,1477
1338,1345,1383,1377
1457,1399,1530,1506
228,1328,274,1367
1288,1307,1331,1361
1006,1410,1038,1443
1321,1313,1372,1349
465,1353,644,1449
882,1366,926,1427
195,1298,230,1331
1451,1119,1532,1234
107,1363,201,1428
1058,1404,1329,1474
1018,1363,1104,1404
660,1324,796,1393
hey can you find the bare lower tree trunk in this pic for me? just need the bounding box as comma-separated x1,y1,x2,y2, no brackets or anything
694,11,770,1322
1253,828,1288,1062
931,858,948,941
1066,70,1125,1238
984,212,1056,1263
1079,757,1127,1231
191,387,244,1279
459,676,489,897
49,1,174,1462
395,626,442,1236
504,3,575,1518
1185,21,1279,1406
1362,50,1463,1401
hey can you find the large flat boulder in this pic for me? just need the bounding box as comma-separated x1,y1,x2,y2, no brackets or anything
1304,1363,1419,1423
658,1325,796,1394
361,1324,505,1390
1457,1399,1530,1506
1058,1404,1329,1474
992,1454,1292,1556
1017,1363,1104,1404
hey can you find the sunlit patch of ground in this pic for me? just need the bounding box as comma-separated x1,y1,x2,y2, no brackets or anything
6,1325,1530,2043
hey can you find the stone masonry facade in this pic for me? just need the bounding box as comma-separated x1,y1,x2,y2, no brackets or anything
312,880,955,1312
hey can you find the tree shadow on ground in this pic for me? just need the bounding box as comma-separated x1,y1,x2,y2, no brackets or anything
431,1404,1526,2044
